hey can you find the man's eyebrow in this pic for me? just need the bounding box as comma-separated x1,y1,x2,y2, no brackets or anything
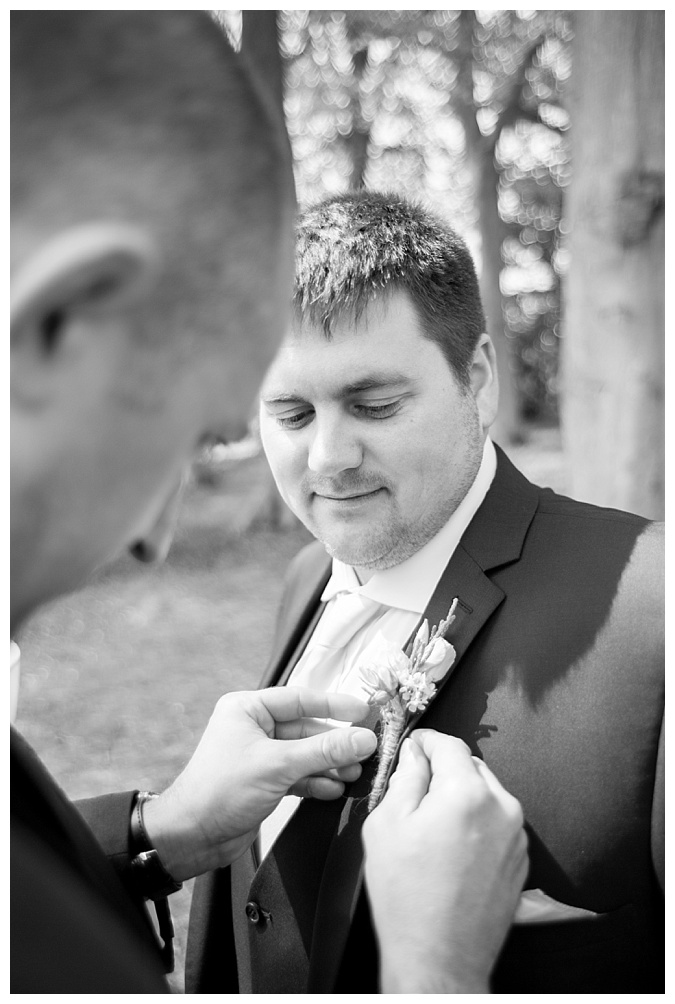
261,373,413,405
342,374,411,394
260,391,305,405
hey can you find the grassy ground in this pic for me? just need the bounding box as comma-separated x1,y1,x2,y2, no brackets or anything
13,426,565,992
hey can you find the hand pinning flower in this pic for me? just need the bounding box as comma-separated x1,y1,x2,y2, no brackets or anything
360,599,458,811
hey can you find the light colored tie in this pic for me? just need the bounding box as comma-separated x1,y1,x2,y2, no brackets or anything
261,590,386,859
289,591,385,693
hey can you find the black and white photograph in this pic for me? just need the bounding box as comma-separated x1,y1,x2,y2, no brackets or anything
11,10,664,994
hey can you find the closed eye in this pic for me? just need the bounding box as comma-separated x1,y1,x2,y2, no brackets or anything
275,408,314,430
353,400,403,419
269,397,404,429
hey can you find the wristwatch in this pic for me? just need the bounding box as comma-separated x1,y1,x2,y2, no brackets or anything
128,790,181,972
129,790,183,901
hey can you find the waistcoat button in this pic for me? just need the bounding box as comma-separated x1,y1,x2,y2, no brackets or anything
245,900,270,926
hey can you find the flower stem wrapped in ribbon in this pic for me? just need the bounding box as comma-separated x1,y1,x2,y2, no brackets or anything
360,599,458,811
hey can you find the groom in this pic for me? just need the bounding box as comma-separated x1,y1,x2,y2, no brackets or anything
187,192,664,993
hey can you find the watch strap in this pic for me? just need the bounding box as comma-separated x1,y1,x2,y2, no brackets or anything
128,790,182,972
129,791,183,900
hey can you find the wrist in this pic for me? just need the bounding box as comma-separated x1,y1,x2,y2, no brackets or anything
381,972,490,994
379,952,490,994
129,791,183,898
140,788,195,883
140,784,224,882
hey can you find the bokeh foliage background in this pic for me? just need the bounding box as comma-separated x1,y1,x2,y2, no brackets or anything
221,9,573,438
216,9,663,519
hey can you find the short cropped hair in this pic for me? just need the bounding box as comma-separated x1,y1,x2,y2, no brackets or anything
11,11,293,347
293,192,486,385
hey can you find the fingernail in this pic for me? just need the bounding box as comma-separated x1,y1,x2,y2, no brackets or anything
352,730,377,759
399,738,413,762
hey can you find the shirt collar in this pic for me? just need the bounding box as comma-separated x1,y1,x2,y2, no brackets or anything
322,437,497,613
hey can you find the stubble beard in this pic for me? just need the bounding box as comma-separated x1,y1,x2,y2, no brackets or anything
313,418,485,572
318,494,460,572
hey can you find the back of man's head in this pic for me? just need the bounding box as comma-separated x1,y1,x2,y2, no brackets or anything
10,12,296,627
293,192,485,385
11,11,294,349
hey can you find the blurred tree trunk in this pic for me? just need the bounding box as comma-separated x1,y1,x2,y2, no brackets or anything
561,11,664,518
454,12,522,445
472,133,520,447
345,46,371,190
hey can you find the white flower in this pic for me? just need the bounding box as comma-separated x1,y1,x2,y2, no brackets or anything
360,646,410,705
383,646,414,681
360,615,456,712
399,670,437,713
420,637,456,682
361,664,398,706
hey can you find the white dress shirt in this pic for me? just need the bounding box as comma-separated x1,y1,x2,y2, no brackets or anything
259,437,497,857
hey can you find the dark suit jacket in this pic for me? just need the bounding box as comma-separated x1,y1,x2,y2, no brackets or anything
187,447,664,993
10,727,169,992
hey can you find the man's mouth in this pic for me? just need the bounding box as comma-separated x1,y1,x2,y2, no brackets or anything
315,488,384,502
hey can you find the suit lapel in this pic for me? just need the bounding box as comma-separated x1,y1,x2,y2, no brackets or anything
238,549,333,991
259,544,331,688
401,542,505,732
411,442,540,727
307,447,540,990
305,544,507,991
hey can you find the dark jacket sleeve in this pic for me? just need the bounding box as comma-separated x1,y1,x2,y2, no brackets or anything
75,791,178,971
11,815,169,992
75,790,138,883
11,730,169,992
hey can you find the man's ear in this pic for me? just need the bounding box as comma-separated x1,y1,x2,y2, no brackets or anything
11,221,159,377
469,333,499,432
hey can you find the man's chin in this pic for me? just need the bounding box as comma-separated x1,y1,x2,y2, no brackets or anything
308,514,406,569
319,525,438,573
321,535,395,571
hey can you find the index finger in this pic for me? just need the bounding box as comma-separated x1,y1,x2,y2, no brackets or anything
258,686,371,727
410,729,478,785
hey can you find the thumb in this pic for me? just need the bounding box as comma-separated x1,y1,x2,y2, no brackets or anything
373,738,431,817
282,726,377,782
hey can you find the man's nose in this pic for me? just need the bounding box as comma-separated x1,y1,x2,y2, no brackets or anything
129,475,186,564
307,415,362,476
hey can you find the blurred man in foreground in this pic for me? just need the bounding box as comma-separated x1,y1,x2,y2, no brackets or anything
11,12,527,993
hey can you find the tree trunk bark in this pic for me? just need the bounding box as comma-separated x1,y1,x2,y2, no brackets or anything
452,13,522,445
560,11,664,518
346,46,371,190
473,138,522,446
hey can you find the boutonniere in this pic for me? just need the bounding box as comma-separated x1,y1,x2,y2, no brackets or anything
360,599,458,811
